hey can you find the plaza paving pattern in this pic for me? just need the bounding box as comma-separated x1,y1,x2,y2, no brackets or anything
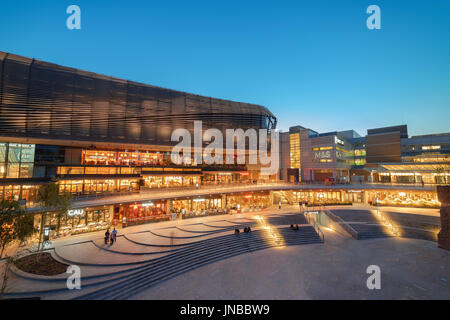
2,208,322,300
1,206,448,300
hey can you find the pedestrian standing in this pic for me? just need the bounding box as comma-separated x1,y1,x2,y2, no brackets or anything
112,228,117,242
110,232,115,245
104,229,110,245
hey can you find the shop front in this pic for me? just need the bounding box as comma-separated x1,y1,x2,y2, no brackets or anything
57,178,140,195
143,174,201,188
225,191,271,212
0,184,40,206
367,190,440,208
36,206,113,238
292,190,348,205
202,172,243,184
113,201,170,227
169,195,225,219
82,149,165,166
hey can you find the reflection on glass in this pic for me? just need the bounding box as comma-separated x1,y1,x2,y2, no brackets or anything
0,143,6,162
7,163,20,178
8,144,21,163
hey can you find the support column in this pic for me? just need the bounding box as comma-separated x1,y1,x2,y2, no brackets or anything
437,186,450,250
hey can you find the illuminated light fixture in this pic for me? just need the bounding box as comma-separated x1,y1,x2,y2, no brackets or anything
372,209,401,237
142,202,154,207
253,215,284,247
193,198,205,202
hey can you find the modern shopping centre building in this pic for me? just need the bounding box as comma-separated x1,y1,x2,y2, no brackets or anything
0,51,448,237
281,124,450,185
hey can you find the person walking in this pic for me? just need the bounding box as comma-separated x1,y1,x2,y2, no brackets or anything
104,229,110,245
112,228,117,242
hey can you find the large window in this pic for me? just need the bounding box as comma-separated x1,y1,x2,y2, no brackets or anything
2,143,35,178
82,150,164,166
290,133,301,170
0,143,6,162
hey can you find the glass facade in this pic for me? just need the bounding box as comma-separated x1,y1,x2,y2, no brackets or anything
0,143,35,179
143,175,200,188
41,207,112,237
113,202,169,226
82,150,165,166
57,179,140,195
289,132,301,181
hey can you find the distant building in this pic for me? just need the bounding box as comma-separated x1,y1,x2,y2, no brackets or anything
282,124,450,185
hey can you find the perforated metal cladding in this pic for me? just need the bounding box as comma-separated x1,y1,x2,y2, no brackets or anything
0,52,277,146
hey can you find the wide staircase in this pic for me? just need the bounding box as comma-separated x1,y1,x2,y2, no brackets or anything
4,213,323,300
74,225,322,300
350,224,393,240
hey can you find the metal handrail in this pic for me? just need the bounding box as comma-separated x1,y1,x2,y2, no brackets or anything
304,212,324,242
323,208,358,239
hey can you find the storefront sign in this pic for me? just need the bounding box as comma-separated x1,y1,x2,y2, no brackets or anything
67,209,84,216
142,202,154,207
334,136,344,146
314,150,331,159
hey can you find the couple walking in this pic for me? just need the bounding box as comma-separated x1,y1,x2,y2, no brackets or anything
105,228,117,245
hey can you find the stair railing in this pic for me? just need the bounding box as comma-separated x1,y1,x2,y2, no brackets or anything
304,212,324,242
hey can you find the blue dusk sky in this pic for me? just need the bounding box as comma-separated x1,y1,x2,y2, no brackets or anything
0,0,449,136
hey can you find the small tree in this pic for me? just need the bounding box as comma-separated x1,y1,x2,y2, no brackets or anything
0,199,36,259
0,256,15,299
36,183,72,255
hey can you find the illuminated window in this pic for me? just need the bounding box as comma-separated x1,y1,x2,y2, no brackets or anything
0,143,6,162
422,145,441,150
8,144,22,163
290,133,301,169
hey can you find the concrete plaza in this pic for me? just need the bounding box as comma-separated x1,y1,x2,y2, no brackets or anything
1,205,449,300
134,230,450,300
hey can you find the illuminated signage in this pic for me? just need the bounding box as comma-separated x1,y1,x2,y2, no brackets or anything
314,150,331,159
67,209,84,216
334,136,344,146
142,202,154,207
